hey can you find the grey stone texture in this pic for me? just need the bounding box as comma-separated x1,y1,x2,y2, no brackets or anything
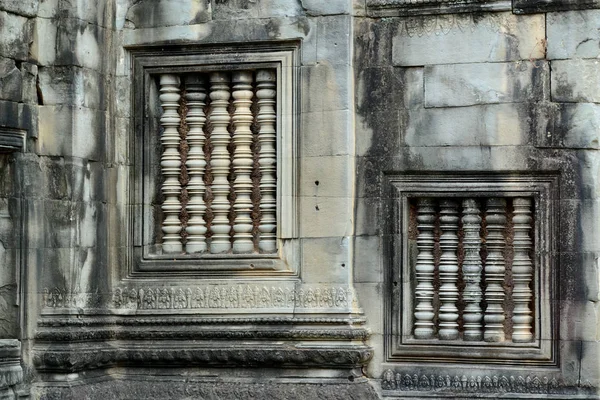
0,0,597,398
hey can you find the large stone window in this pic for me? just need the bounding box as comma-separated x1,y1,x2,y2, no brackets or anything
385,174,558,364
130,44,299,274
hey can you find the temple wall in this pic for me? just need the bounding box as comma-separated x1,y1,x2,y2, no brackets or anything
0,0,597,398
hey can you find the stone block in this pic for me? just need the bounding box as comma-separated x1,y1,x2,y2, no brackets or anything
0,100,19,128
424,61,549,108
0,197,20,249
38,66,106,110
0,0,38,17
59,0,113,28
125,0,211,28
301,236,351,283
547,10,600,60
114,76,131,117
353,282,384,333
353,235,383,283
38,0,59,18
316,16,351,66
580,340,600,388
301,64,351,112
54,17,107,71
559,300,600,341
0,57,22,102
301,110,353,156
299,155,352,198
392,12,545,66
31,17,58,66
37,105,106,161
559,199,600,253
20,62,38,105
299,195,352,238
0,11,32,61
404,104,530,147
552,59,600,103
354,197,381,236
299,0,351,15
212,0,260,20
354,17,394,68
559,252,600,302
547,103,600,149
257,0,303,18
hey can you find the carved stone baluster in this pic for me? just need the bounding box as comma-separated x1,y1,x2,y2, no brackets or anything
208,72,232,253
256,69,277,253
484,198,507,342
438,199,459,340
462,199,483,341
512,197,534,342
231,71,254,253
184,75,207,253
159,74,183,253
414,198,436,339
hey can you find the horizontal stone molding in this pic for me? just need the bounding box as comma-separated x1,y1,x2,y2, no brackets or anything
0,340,22,390
366,0,511,16
513,0,600,13
381,369,596,397
33,345,374,372
42,284,356,312
0,126,25,153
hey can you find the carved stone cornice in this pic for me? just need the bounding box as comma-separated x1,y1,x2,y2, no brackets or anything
33,344,374,372
513,0,600,13
366,0,511,16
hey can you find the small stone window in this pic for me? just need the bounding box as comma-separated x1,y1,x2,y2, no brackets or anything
130,44,299,274
386,174,558,365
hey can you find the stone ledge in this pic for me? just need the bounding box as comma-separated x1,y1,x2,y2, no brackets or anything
366,0,511,16
33,343,374,372
513,0,600,14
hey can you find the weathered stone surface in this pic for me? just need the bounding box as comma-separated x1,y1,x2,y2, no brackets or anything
37,66,106,110
301,110,353,156
300,0,351,15
547,10,600,59
0,11,33,61
302,237,351,283
392,13,545,66
20,62,38,105
125,0,211,28
0,0,38,17
0,58,22,102
33,379,379,400
404,104,531,147
547,103,600,149
301,64,351,112
424,61,549,107
552,59,600,103
37,105,106,160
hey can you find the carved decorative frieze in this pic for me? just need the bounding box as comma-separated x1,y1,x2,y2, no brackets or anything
367,0,511,17
42,285,353,311
380,369,596,396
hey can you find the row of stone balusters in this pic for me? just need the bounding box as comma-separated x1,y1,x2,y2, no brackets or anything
159,71,277,254
413,197,534,343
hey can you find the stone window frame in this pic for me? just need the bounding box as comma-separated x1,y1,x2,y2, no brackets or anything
128,42,300,276
384,173,559,365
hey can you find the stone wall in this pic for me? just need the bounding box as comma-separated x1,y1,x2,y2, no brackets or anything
0,0,597,398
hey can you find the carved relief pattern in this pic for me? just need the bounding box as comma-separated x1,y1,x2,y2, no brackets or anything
461,198,483,341
109,286,352,310
184,75,208,253
159,74,183,253
256,69,277,253
380,369,595,396
413,198,436,339
511,197,534,342
438,199,459,340
156,70,278,255
484,198,507,342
